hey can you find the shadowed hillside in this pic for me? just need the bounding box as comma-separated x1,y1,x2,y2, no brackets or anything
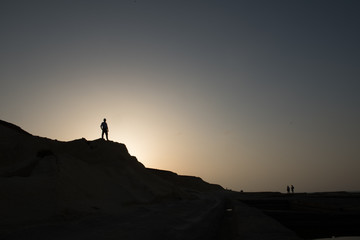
0,120,223,225
0,120,308,240
148,168,223,192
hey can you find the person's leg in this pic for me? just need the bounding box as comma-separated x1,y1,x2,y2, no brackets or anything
102,131,104,139
105,131,108,141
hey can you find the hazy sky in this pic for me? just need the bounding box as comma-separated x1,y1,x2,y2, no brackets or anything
1,0,360,192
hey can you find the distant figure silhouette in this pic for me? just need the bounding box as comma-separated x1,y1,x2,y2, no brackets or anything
287,185,290,194
100,118,109,140
291,185,294,194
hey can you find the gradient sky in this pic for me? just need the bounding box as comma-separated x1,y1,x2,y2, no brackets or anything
1,0,360,192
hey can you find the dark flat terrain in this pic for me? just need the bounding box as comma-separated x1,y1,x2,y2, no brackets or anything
235,191,360,239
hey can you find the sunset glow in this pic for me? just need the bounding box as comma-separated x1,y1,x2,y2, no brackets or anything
1,1,360,192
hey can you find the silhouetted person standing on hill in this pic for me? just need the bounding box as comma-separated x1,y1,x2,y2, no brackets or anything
291,185,294,194
287,185,290,194
100,118,109,140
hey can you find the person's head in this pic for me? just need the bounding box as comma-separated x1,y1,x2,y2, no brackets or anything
103,118,106,122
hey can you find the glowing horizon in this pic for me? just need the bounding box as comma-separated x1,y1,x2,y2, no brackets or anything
1,1,360,192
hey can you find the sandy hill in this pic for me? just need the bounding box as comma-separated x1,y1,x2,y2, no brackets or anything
0,120,222,225
1,120,311,240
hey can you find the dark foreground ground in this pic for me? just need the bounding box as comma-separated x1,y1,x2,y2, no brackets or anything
2,191,360,240
235,191,360,239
